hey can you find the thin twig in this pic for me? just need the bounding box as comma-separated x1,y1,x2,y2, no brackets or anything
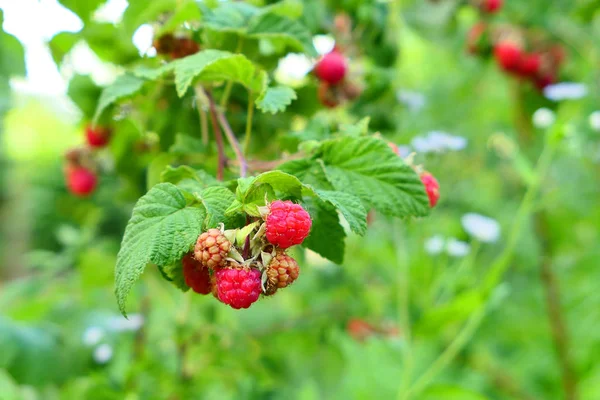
199,102,209,146
207,92,248,178
244,95,255,154
197,86,226,181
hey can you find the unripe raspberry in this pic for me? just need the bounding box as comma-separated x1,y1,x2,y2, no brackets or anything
265,252,299,294
194,228,231,270
153,33,177,55
314,51,347,85
420,171,440,208
216,267,262,309
171,38,200,59
66,166,97,197
317,81,340,108
182,253,211,295
265,200,312,249
482,0,502,13
494,42,522,73
85,125,111,148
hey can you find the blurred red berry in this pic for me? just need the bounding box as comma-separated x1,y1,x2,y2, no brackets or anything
265,200,312,249
216,267,262,309
347,319,376,342
518,53,541,77
482,0,503,13
66,167,97,197
534,73,555,91
314,51,347,85
494,42,522,73
182,253,211,295
420,171,440,208
85,125,111,148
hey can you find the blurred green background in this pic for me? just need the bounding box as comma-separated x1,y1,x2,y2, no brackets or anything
1,0,600,399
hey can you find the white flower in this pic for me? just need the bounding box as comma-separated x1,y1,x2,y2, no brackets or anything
93,344,113,364
312,35,336,56
274,53,314,85
446,238,471,257
411,131,468,154
82,326,105,346
424,235,445,255
397,90,426,112
461,213,501,243
589,111,600,132
108,314,144,332
544,83,588,101
532,108,556,129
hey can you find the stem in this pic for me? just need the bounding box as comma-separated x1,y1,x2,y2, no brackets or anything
197,86,226,181
199,102,209,146
207,93,248,178
220,38,244,108
395,222,413,399
243,95,255,155
406,136,558,397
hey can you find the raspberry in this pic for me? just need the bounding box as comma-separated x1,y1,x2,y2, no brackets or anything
535,72,555,91
494,42,522,73
153,33,177,55
85,125,111,148
265,252,299,294
265,200,312,249
182,253,211,295
314,51,347,85
420,171,440,208
194,228,231,270
66,166,97,197
215,267,262,309
171,38,200,59
517,53,541,77
482,0,502,13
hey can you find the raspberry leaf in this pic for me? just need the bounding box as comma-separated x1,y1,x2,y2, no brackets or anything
93,74,147,124
247,12,317,56
158,263,190,292
115,183,206,316
200,2,259,33
196,186,243,229
256,86,297,114
173,50,268,97
302,198,346,264
315,190,367,236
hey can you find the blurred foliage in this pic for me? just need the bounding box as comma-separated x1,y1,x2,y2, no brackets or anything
1,0,600,399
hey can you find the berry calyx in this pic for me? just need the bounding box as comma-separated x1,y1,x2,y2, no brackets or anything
265,252,300,294
482,0,503,13
215,267,262,309
182,253,211,295
66,166,97,197
85,125,111,148
420,171,440,208
194,228,231,270
265,200,312,249
494,42,522,73
314,51,347,85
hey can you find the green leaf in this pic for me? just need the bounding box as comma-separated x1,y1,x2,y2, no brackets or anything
0,23,25,77
421,385,488,400
196,186,240,229
315,190,367,236
200,2,259,33
67,75,102,120
262,0,304,19
247,12,317,56
93,74,147,123
57,0,104,23
302,198,345,264
115,183,206,316
147,153,177,190
48,32,78,65
279,158,333,189
158,1,202,35
123,0,179,36
159,262,189,292
285,137,430,218
173,49,268,97
248,170,308,199
161,165,219,192
256,86,297,114
339,117,371,137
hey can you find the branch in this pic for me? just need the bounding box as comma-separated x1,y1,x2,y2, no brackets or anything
196,86,227,181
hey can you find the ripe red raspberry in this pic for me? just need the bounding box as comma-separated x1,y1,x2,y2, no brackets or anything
194,228,231,270
266,252,299,294
517,53,541,77
182,253,211,295
66,166,97,197
215,267,262,309
265,200,312,249
535,72,555,91
420,171,440,208
482,0,503,13
494,42,522,73
314,51,347,85
85,125,111,148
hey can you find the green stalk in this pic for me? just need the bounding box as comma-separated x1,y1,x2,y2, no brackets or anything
243,95,255,155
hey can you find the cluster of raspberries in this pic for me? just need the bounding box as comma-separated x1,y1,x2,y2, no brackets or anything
182,200,312,309
64,125,112,197
466,1,566,91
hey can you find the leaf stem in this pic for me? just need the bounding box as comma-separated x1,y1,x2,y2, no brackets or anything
206,92,248,178
197,86,226,181
199,101,209,146
244,95,255,154
220,38,244,108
